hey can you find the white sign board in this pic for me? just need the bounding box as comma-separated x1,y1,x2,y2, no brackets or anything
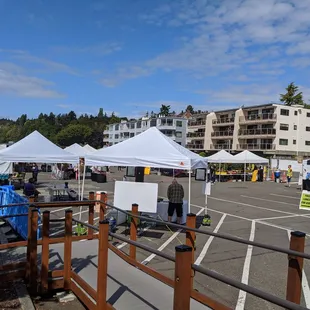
114,181,158,213
202,182,211,196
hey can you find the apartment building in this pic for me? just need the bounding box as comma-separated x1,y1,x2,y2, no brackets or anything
103,116,187,147
205,104,310,157
186,111,208,152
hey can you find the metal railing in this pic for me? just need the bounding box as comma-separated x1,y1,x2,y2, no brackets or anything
188,120,206,127
239,113,277,122
238,128,276,136
0,194,309,310
237,143,276,150
211,131,234,137
210,144,232,150
186,132,205,138
186,144,204,150
212,118,235,125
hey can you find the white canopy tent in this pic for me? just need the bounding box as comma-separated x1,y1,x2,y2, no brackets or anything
0,131,78,163
207,150,235,163
83,144,96,153
207,150,235,182
231,150,269,181
65,143,90,156
84,127,208,212
86,127,207,170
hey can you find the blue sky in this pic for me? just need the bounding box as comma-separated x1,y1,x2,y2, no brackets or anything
0,0,310,119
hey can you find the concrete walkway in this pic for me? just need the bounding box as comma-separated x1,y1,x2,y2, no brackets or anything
48,240,210,310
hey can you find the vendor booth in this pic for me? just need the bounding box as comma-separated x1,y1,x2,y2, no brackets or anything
85,127,208,224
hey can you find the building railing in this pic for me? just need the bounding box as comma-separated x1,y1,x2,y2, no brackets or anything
187,132,205,138
188,120,206,127
186,144,204,150
237,143,276,150
238,128,276,136
212,118,235,125
0,195,309,310
210,144,232,150
211,131,234,137
239,113,277,122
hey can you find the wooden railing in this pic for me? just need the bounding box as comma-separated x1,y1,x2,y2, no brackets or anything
0,193,309,310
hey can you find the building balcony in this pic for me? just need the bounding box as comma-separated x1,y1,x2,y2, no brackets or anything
186,144,204,150
237,143,276,151
210,144,232,150
212,118,235,126
239,113,277,124
238,128,276,137
188,120,206,127
186,132,205,138
211,131,234,139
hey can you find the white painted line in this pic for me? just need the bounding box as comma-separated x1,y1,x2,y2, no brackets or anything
117,225,152,249
141,208,204,265
254,214,310,221
270,193,300,200
241,195,297,206
236,221,256,310
195,214,226,265
287,231,310,308
50,207,69,213
209,196,296,215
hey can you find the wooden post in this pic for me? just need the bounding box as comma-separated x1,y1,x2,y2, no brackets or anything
29,209,39,295
186,213,196,289
100,192,107,221
174,245,193,310
26,203,34,283
129,204,138,260
88,192,95,239
286,231,305,304
97,220,109,310
41,211,50,294
64,210,73,291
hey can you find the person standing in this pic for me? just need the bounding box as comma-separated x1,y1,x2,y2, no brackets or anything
287,165,293,187
167,179,184,224
32,163,39,184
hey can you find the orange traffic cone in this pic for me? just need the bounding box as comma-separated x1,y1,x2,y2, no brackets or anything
282,171,286,183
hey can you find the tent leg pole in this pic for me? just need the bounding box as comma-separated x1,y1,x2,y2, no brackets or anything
79,162,87,221
77,162,80,199
244,163,246,182
188,170,191,214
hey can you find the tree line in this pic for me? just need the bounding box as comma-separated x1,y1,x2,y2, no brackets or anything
0,109,125,148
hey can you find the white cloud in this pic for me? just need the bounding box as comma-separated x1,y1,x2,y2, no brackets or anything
105,0,310,85
0,69,64,98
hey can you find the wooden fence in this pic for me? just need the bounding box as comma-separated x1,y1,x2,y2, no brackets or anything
0,191,309,310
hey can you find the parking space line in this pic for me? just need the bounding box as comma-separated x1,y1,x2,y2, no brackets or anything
254,214,310,221
287,231,310,308
270,193,300,200
117,225,152,249
195,214,226,265
236,221,255,310
141,208,204,265
209,196,296,215
241,195,297,207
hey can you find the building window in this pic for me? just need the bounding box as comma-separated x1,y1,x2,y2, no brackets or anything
175,132,182,138
294,125,297,130
130,133,134,137
280,123,289,131
306,127,310,132
307,112,310,118
306,141,310,146
114,134,119,139
293,140,296,145
279,139,288,146
150,119,157,127
130,123,135,129
115,124,119,131
137,121,141,128
294,111,298,116
280,109,289,116
176,120,183,127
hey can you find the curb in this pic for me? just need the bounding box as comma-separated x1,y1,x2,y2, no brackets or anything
14,281,35,310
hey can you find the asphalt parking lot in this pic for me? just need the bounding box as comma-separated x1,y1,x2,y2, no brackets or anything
33,170,310,310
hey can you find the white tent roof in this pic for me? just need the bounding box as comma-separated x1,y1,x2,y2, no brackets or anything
232,150,268,164
85,127,207,169
207,150,235,163
0,131,78,163
83,144,96,153
65,143,90,156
